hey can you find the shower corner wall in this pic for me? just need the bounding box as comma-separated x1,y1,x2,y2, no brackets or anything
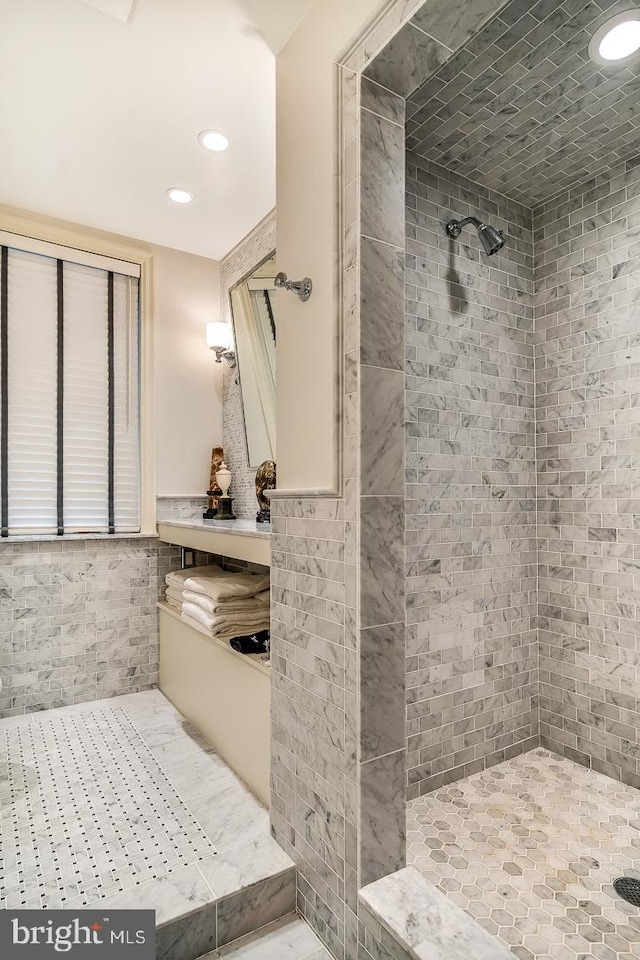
533,173,640,794
404,150,539,800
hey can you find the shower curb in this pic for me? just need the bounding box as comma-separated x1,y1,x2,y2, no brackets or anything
359,867,513,960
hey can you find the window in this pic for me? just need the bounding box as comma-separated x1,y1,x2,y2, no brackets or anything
0,232,141,536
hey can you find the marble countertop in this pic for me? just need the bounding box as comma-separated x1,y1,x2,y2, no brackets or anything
157,518,270,540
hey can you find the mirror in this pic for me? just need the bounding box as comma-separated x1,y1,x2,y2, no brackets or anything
229,254,276,467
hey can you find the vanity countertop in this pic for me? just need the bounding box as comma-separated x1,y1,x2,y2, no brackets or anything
157,518,270,540
156,517,270,566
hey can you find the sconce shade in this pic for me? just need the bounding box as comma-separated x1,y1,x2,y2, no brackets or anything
206,321,233,350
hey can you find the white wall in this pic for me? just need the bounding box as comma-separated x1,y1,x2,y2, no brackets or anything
275,0,386,493
152,243,222,495
0,204,222,500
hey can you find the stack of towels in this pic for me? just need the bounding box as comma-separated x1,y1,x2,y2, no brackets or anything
165,564,270,642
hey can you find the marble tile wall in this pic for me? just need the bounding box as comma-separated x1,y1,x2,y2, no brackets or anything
405,154,539,799
535,158,640,790
0,537,180,716
359,80,407,886
220,212,276,521
269,496,356,960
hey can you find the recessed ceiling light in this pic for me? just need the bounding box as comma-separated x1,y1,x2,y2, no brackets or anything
198,130,229,152
166,188,193,204
589,10,640,65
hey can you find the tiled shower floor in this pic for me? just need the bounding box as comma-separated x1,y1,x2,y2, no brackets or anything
0,690,288,920
407,748,640,960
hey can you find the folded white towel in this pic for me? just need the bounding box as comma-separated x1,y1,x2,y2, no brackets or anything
184,570,270,602
182,590,267,617
180,613,262,645
181,601,269,635
165,586,184,607
166,564,222,589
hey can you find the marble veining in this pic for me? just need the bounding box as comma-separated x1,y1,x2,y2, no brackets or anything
360,108,406,249
363,22,451,100
360,497,404,629
360,866,513,960
409,0,508,53
360,236,405,371
157,519,270,540
360,366,405,497
360,748,407,887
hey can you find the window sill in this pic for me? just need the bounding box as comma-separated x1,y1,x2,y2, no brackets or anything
0,531,159,544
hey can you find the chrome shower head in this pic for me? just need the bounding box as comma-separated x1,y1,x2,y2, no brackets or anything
446,216,505,256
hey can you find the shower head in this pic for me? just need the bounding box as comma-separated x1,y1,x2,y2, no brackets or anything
446,216,505,256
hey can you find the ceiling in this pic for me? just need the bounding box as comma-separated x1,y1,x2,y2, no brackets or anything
406,0,640,208
0,0,315,260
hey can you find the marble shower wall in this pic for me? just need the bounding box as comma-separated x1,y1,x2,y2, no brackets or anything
405,153,538,799
535,158,640,790
269,495,357,960
358,76,407,889
0,537,180,716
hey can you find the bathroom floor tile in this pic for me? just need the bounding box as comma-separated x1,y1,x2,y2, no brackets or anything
0,689,283,932
408,748,640,960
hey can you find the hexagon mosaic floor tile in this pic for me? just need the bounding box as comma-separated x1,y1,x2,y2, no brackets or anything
407,748,640,960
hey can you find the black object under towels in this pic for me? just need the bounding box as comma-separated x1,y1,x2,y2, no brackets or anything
230,630,270,654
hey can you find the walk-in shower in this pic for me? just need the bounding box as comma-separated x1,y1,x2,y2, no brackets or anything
359,0,640,956
445,215,505,256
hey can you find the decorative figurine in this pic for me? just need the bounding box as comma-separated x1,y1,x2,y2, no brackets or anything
203,446,224,520
255,460,276,523
215,461,236,520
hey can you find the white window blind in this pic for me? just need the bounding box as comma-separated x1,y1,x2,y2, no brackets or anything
0,237,141,536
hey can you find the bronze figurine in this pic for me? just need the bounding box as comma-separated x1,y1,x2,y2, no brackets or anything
255,460,276,523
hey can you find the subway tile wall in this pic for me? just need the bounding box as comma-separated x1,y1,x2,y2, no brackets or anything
535,158,640,790
0,537,180,717
405,153,539,799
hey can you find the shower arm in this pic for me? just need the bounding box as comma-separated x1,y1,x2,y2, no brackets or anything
446,216,484,239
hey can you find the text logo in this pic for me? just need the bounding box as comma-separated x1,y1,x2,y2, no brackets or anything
0,910,155,958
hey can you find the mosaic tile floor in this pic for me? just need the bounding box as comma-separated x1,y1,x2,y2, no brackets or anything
0,703,215,909
0,691,273,917
407,748,640,960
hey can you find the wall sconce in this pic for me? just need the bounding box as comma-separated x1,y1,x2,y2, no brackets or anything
206,322,236,367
